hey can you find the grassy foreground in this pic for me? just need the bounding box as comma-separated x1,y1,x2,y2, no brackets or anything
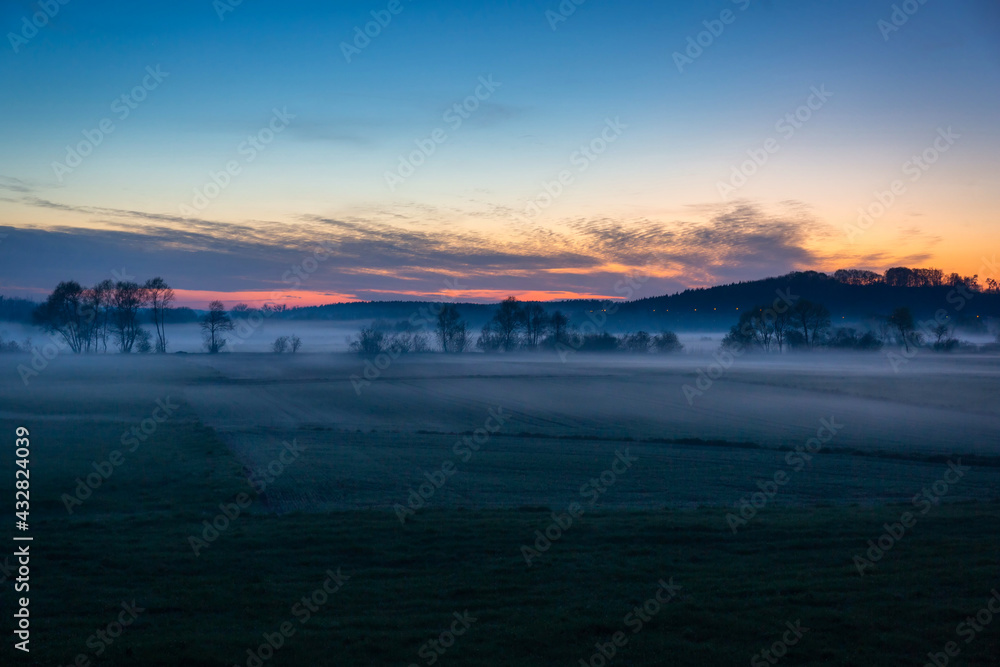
2,415,999,665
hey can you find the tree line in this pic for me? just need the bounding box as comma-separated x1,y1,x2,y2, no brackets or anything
349,296,685,356
199,300,300,354
833,266,993,291
7,272,995,356
31,278,174,354
720,300,966,353
22,282,297,355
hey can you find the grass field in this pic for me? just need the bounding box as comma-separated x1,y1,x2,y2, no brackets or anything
1,353,999,665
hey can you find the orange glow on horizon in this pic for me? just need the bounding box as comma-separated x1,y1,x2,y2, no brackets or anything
171,289,362,308
171,288,625,308
367,288,624,303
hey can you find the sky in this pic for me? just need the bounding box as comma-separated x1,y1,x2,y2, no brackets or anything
1,0,998,306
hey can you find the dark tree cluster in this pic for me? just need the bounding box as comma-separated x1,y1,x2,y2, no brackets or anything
348,296,684,356
885,306,962,352
475,297,683,355
832,266,985,290
720,298,904,353
720,298,976,354
30,286,290,355
0,295,36,322
272,335,302,354
832,269,883,286
348,324,429,357
722,300,830,353
32,278,174,354
0,333,26,353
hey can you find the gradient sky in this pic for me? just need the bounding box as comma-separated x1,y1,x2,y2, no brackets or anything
1,0,998,306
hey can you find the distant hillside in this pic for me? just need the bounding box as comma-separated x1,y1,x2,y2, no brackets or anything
615,271,999,332
0,296,35,322
282,270,999,334
284,299,607,329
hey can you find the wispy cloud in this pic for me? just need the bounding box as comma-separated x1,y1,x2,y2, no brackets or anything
0,176,34,194
2,196,842,302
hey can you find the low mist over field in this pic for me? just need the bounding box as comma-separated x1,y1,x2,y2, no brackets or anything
2,341,999,664
7,352,999,511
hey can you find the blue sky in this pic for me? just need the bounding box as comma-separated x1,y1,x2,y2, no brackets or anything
1,0,998,304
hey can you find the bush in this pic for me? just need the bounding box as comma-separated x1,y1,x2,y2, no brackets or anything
827,328,883,351
349,325,387,357
476,322,503,353
135,328,153,354
273,335,303,353
577,332,619,352
785,330,808,349
349,324,425,357
856,331,883,350
389,333,415,354
721,327,753,352
0,334,22,353
621,331,652,353
652,331,683,353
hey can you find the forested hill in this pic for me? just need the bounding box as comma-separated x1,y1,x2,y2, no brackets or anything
278,269,999,332
615,271,998,332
